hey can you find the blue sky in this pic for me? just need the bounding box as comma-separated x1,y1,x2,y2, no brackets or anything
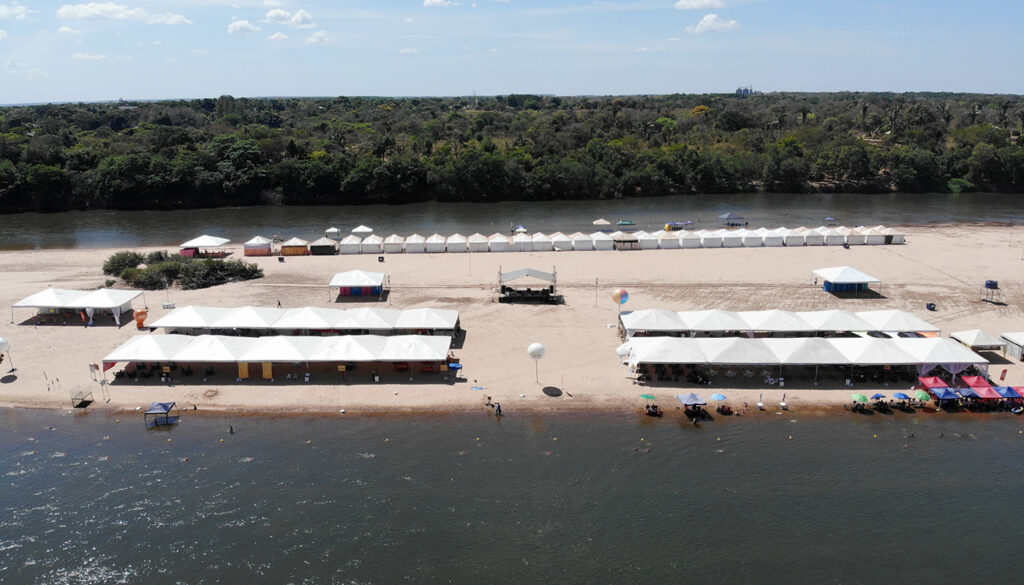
0,0,1021,103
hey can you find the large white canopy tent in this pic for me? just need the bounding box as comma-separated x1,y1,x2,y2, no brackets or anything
359,234,384,254
446,234,469,253
149,305,456,335
330,270,388,298
339,235,362,255
103,334,452,371
12,288,144,325
179,235,230,249
621,336,987,377
404,234,427,254
951,329,1006,351
425,234,447,253
620,308,937,337
812,266,880,294
467,233,490,252
383,234,405,254
550,232,573,251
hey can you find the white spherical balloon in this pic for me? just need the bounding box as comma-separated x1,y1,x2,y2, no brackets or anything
527,342,546,360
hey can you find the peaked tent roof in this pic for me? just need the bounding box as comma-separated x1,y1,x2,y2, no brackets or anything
149,306,232,329
180,235,230,248
681,310,748,332
859,310,938,332
361,234,384,244
334,307,400,330
718,212,743,220
71,288,142,309
499,268,556,283
951,329,1006,349
352,225,374,233
393,308,459,329
280,237,308,246
378,335,452,361
918,376,949,389
811,266,880,284
102,334,194,364
799,310,873,332
339,235,362,245
620,309,688,333
172,335,251,362
13,288,88,308
467,233,489,243
273,306,338,330
768,337,851,365
14,288,142,309
738,310,812,332
309,236,338,247
329,270,386,287
384,234,405,243
211,306,286,329
245,236,274,246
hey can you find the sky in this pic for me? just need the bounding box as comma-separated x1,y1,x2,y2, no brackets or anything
0,0,1021,104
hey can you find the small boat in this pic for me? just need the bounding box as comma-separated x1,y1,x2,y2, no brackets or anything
1012,406,1024,415
617,220,635,226
664,221,693,231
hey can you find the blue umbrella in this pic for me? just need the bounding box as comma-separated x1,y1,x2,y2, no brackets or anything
893,392,911,400
871,393,886,400
995,387,1022,399
711,393,727,401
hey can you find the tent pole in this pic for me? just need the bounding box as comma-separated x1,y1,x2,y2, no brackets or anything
6,350,14,372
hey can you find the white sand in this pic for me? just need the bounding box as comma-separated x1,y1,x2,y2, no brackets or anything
1,224,1022,416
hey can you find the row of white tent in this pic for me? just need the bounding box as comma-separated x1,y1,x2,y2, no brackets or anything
620,336,987,376
149,306,459,333
310,226,904,254
14,288,143,310
103,334,452,368
620,309,939,337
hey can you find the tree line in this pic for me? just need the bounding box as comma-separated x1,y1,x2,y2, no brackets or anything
1,91,1023,213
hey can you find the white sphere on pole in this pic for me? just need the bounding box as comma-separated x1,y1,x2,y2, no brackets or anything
527,342,546,360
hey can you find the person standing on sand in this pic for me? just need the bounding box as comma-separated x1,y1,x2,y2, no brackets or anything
495,402,502,416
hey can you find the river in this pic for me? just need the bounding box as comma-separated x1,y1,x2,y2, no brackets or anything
0,192,1021,250
2,408,1024,584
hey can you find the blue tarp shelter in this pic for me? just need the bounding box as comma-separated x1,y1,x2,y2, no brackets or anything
995,387,1022,399
931,387,959,401
144,402,176,425
678,393,706,406
957,387,980,399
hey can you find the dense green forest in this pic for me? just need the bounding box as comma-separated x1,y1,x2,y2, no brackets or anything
1,92,1023,213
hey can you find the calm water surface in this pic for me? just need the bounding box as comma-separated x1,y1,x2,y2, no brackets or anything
3,408,1024,584
1,192,1022,250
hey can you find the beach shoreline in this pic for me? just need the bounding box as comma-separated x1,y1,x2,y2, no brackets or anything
1,224,1022,418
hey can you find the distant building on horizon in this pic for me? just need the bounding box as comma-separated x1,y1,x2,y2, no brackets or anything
735,86,757,96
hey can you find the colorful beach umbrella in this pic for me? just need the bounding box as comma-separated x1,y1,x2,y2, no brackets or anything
612,289,629,305
852,394,868,403
711,393,728,401
871,393,886,400
893,392,911,400
640,394,656,400
914,390,932,401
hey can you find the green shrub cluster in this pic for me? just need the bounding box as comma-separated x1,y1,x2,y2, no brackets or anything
106,251,263,290
102,250,144,276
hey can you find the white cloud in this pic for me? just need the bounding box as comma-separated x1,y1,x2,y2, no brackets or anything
58,25,81,33
306,30,328,45
399,47,419,54
404,17,413,22
56,3,191,25
668,36,680,41
685,13,738,34
268,31,286,40
73,52,106,60
228,19,259,34
265,8,315,28
674,0,723,9
0,30,6,40
423,0,454,6
0,3,32,20
263,0,281,5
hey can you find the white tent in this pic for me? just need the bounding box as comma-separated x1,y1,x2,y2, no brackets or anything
325,227,341,240
653,230,680,249
951,329,1006,351
761,228,786,247
864,226,886,245
569,232,594,251
512,233,532,252
1002,332,1024,360
404,234,427,254
330,270,386,288
858,310,938,333
383,234,405,254
830,338,917,365
719,229,743,248
379,335,452,362
802,227,825,246
737,310,812,332
179,235,230,249
352,225,374,234
13,288,88,309
467,233,490,253
697,230,722,248
883,227,905,244
394,308,460,331
531,232,555,252
740,229,763,247
446,233,469,253
633,231,659,250
590,231,614,251
621,336,707,365
782,227,805,246
273,306,338,331
211,306,285,330
799,310,873,332
308,336,383,362
549,232,573,251
174,334,251,362
812,266,880,285
819,227,845,246
334,307,399,331
620,309,688,335
679,231,702,249
241,336,318,363
359,234,384,254
13,287,142,325
243,236,274,256
150,306,232,331
768,337,851,365
339,235,362,255
75,289,142,310
102,334,194,367
702,337,779,365
308,236,339,255
844,227,867,246
488,233,510,253
681,310,748,332
425,234,447,253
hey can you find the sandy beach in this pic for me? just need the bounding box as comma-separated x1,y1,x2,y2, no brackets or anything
1,223,1023,417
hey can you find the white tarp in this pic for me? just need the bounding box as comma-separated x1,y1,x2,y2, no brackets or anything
334,307,400,330
621,308,934,337
783,227,805,246
697,230,722,248
173,335,251,362
798,310,873,332
951,329,1006,350
720,229,743,248
740,229,763,247
75,289,142,310
179,235,229,248
653,230,680,249
330,270,385,287
761,228,786,247
812,266,880,284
